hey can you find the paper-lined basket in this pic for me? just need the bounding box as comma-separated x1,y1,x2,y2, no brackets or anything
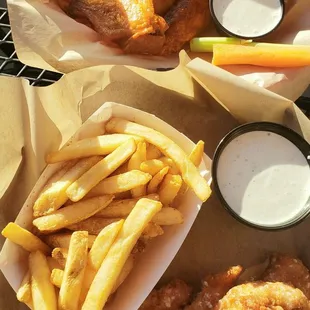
0,101,211,310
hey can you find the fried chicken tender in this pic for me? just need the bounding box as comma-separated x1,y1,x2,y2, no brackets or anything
139,279,192,310
161,0,210,55
263,254,310,299
186,266,243,310
215,282,310,310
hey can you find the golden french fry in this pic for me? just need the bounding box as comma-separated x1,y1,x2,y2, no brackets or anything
87,170,152,196
46,134,143,163
33,156,102,217
189,140,205,167
159,156,179,174
146,144,162,160
47,257,63,271
95,194,159,218
152,207,184,225
142,222,164,239
67,217,122,235
114,191,132,199
174,140,205,205
67,139,136,202
158,174,182,205
17,270,33,309
82,198,162,310
105,118,211,201
79,220,124,303
140,158,169,176
88,220,124,270
59,231,88,310
128,142,147,197
33,195,114,232
52,248,68,268
2,222,50,254
44,233,96,249
50,269,63,288
29,251,57,310
50,255,134,296
111,255,135,294
147,167,169,194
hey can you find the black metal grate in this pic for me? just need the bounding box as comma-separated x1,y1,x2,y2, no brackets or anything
0,6,63,86
0,3,309,115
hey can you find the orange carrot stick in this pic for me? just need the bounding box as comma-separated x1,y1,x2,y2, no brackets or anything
212,44,310,68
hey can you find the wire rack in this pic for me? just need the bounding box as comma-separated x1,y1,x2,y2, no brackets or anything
0,4,309,116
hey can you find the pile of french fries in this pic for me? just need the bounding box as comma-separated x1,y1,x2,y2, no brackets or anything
1,117,211,310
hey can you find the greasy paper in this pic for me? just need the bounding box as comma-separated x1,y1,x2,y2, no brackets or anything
7,0,310,100
0,57,309,309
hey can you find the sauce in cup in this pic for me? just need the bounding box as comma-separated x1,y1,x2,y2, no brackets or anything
212,122,310,230
210,0,285,39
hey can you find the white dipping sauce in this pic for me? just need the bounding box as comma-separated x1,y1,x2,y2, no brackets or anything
213,0,283,38
217,131,310,227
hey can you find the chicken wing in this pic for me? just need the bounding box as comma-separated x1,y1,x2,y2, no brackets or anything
68,0,167,53
152,0,177,15
216,282,310,310
160,0,210,55
186,266,243,310
262,254,310,299
140,279,192,310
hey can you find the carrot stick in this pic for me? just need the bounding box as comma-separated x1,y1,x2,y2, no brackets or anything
212,44,310,68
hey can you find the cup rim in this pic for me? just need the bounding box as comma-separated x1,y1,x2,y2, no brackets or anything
209,0,285,40
211,121,310,231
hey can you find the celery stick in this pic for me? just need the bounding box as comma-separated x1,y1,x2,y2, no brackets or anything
190,37,252,52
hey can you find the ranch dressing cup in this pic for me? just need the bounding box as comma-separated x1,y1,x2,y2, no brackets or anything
212,122,310,231
210,0,285,39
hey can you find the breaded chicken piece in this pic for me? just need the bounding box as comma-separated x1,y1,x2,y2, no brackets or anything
262,254,310,299
186,266,243,310
160,0,210,55
139,279,192,310
216,282,310,310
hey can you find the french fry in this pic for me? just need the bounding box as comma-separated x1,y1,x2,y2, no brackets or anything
47,257,63,271
159,157,179,174
59,231,88,310
17,270,33,309
82,198,162,310
52,248,68,268
111,255,135,294
67,217,122,235
174,140,205,205
67,139,136,202
88,220,124,270
87,170,152,196
128,142,147,197
33,156,102,217
142,222,164,239
46,134,143,163
146,144,162,160
95,194,159,218
29,251,57,310
44,233,96,249
147,166,169,194
79,220,124,303
189,140,205,167
50,269,63,288
158,174,182,205
111,162,128,176
33,195,114,232
1,222,50,254
50,255,134,294
152,207,184,225
105,118,211,201
140,158,169,176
